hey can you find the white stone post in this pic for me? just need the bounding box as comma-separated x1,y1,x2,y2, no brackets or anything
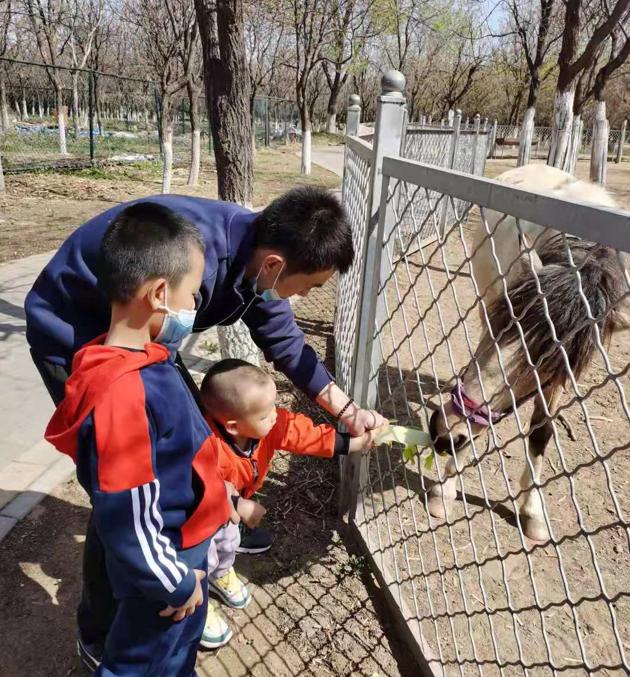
346,94,361,136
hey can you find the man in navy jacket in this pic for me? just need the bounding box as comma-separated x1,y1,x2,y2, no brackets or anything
25,185,383,667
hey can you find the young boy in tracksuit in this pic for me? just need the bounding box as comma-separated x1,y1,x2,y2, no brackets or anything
197,358,385,647
45,203,233,676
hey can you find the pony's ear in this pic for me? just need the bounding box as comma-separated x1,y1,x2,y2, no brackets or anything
507,233,543,285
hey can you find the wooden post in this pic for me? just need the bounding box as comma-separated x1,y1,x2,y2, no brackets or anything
615,119,627,163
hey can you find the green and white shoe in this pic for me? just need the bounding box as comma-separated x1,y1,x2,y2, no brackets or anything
200,603,233,650
208,567,251,609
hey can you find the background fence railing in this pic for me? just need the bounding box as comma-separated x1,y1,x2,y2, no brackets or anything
336,70,630,675
0,58,298,174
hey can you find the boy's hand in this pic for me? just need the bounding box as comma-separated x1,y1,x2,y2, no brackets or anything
348,423,389,453
159,569,205,622
237,498,267,529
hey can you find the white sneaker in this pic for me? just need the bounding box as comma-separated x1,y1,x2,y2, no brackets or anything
208,567,251,609
200,603,233,649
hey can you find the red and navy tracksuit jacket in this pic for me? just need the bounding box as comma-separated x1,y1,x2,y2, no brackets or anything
208,409,350,499
45,338,230,608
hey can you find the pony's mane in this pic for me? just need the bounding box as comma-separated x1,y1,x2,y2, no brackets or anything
477,234,626,411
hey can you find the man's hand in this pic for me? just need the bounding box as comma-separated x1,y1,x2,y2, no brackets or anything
159,569,205,622
315,382,387,435
348,423,389,453
340,405,387,436
237,498,267,529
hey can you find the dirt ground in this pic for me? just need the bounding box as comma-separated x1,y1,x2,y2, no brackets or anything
352,169,630,674
0,280,419,677
0,145,339,263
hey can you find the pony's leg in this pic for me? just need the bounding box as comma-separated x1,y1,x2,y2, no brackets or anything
519,386,559,542
427,452,461,519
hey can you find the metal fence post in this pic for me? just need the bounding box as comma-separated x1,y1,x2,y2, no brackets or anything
438,109,461,235
346,94,361,136
616,119,627,163
88,70,95,163
339,70,407,522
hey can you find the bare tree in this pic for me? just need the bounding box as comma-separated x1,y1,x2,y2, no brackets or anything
67,0,104,138
502,0,560,163
128,0,194,192
244,0,286,150
0,0,12,131
24,0,72,153
286,0,332,174
195,0,254,204
320,0,373,133
548,0,630,168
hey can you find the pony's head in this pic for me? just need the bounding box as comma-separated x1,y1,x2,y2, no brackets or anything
429,380,499,454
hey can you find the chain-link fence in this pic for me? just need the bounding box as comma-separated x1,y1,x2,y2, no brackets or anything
399,117,489,249
0,58,298,174
337,75,630,675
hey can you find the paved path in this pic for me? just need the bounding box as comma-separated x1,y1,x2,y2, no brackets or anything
0,252,75,538
310,146,344,177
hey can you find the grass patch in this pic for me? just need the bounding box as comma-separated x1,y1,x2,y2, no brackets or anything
312,131,345,146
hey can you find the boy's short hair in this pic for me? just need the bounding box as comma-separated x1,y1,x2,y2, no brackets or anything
201,358,273,417
253,186,354,275
98,202,205,304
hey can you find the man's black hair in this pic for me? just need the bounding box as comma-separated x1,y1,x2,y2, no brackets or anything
253,186,354,274
98,202,205,304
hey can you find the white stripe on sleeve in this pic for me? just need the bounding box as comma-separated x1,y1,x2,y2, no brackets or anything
142,482,184,585
151,480,188,576
131,487,176,593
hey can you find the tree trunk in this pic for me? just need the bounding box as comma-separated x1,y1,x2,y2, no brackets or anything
566,115,582,175
518,107,535,166
326,112,337,134
217,321,261,365
56,86,68,155
72,73,80,138
0,69,9,131
21,92,28,120
301,109,312,175
161,109,174,194
0,152,5,193
187,84,201,186
548,88,574,169
195,0,254,206
590,100,608,185
38,94,43,118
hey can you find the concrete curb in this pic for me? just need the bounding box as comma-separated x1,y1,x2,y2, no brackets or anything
0,440,74,543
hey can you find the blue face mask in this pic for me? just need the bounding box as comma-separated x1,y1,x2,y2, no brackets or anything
256,261,285,303
154,288,197,351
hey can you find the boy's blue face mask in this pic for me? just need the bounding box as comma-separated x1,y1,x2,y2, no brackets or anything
154,288,198,351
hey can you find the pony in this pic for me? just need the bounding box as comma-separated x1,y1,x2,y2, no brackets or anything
427,164,629,541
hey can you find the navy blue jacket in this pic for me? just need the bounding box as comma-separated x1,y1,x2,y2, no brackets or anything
45,339,231,605
25,195,333,399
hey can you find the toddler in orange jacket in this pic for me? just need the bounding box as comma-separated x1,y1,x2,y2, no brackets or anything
198,358,384,645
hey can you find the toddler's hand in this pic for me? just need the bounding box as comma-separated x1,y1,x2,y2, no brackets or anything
237,498,267,529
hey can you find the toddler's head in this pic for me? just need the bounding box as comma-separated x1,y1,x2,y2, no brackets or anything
201,359,277,439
